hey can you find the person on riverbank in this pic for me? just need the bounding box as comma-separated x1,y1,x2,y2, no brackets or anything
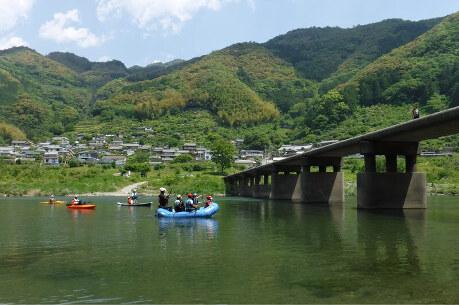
412,105,420,119
49,195,55,203
204,195,212,208
185,193,198,211
174,194,184,212
158,187,172,211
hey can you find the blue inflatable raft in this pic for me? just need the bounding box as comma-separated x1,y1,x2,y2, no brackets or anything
156,202,219,218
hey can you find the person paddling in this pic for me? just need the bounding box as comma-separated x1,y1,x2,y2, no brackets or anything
186,193,198,211
71,196,80,205
49,195,55,203
158,187,172,211
204,195,212,208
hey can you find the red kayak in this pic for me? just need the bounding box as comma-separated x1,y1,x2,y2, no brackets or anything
67,204,96,209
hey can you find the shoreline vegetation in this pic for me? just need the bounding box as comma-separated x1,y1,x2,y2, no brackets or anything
0,154,458,197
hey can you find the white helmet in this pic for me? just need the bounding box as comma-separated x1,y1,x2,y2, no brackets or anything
159,187,166,192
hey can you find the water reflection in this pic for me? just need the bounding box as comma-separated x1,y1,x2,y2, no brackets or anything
158,218,219,240
357,209,426,275
68,208,96,218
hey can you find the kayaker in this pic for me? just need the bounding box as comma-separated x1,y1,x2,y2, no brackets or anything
186,193,198,211
174,194,185,212
158,187,172,211
204,195,212,208
71,196,80,205
49,195,55,203
131,189,138,204
127,197,132,204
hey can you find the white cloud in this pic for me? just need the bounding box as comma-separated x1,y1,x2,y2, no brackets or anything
0,36,29,50
98,56,111,62
96,0,250,33
0,0,35,32
39,9,105,48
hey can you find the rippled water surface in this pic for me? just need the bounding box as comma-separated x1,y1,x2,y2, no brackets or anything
1,196,459,303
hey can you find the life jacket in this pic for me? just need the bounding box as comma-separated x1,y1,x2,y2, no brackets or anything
71,199,75,205
50,198,53,203
205,200,211,208
128,198,132,204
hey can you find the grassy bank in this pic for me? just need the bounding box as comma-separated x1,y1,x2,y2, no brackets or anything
0,163,139,196
0,155,457,197
0,162,228,197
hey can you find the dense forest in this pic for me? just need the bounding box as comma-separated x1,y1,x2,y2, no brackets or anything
0,12,458,151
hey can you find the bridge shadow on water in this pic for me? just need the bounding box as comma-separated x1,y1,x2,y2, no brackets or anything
356,208,426,275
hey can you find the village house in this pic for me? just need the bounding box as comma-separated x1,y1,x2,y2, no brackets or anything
240,149,264,160
44,152,59,165
99,155,127,166
77,150,100,161
277,144,313,156
183,143,197,152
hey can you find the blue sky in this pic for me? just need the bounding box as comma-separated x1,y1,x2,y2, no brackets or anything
1,0,458,68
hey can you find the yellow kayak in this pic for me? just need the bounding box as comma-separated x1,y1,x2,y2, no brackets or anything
40,201,67,204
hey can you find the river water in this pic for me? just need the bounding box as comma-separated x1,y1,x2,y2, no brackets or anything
0,196,459,304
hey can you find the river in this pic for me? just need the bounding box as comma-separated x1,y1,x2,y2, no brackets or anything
0,196,458,303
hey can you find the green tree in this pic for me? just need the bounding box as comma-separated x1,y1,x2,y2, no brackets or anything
211,138,235,173
171,154,194,163
242,131,271,150
425,93,450,114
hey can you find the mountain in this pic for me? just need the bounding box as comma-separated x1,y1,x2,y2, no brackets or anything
0,13,457,147
264,17,443,92
47,51,129,87
0,47,92,138
340,11,459,109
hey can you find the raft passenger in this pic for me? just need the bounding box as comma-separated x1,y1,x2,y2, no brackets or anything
174,195,185,212
158,187,172,211
186,193,198,211
205,195,212,208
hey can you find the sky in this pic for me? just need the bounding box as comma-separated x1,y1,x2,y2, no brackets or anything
0,0,458,68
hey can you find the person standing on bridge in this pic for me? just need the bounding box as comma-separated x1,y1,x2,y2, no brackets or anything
412,105,420,119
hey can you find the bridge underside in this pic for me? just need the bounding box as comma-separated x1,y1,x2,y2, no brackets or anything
225,141,429,209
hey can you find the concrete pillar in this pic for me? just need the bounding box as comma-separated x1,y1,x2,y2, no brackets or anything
301,172,344,204
240,176,253,197
385,155,397,172
357,141,425,209
364,154,376,172
405,155,417,173
263,174,269,185
253,172,271,198
357,173,426,208
299,157,344,204
270,172,301,200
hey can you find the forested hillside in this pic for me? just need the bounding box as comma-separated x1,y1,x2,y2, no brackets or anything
0,12,457,151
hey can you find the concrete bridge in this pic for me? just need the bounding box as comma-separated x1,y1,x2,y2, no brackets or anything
224,106,459,208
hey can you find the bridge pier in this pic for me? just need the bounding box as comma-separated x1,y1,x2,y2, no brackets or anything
270,166,302,200
300,157,344,204
240,175,254,197
357,141,426,209
253,172,271,198
224,177,237,196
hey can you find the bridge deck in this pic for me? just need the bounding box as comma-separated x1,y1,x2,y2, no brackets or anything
227,106,459,176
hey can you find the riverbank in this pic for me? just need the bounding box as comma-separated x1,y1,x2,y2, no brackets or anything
0,163,227,197
79,181,150,197
1,156,457,197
